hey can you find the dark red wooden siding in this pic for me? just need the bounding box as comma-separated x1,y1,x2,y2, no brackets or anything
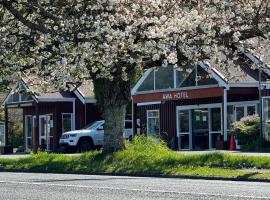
137,97,222,150
22,100,101,151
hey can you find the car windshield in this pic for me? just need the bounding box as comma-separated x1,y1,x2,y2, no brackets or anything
83,121,103,130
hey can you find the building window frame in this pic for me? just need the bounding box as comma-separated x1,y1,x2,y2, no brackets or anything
146,110,160,137
62,113,73,133
227,101,259,131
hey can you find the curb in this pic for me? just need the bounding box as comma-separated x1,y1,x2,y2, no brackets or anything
0,169,270,183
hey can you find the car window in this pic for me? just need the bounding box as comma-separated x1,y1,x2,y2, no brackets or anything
125,121,132,129
97,124,104,131
85,121,103,130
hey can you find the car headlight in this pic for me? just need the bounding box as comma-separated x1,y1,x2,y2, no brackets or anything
69,134,77,138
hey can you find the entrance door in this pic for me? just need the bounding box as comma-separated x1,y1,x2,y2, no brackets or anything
192,109,209,150
0,123,5,146
25,116,35,152
39,114,53,151
263,98,270,141
177,110,192,150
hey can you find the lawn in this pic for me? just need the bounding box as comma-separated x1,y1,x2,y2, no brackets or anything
1,136,270,181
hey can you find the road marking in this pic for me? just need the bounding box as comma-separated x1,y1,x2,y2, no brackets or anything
0,180,268,199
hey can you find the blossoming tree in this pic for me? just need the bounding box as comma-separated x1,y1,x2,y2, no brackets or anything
0,0,269,152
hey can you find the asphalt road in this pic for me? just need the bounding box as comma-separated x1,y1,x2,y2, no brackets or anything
0,172,270,200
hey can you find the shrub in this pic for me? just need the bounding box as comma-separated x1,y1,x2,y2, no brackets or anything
11,122,23,148
233,114,270,151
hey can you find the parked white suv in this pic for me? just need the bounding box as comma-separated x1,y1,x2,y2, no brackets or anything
59,120,139,152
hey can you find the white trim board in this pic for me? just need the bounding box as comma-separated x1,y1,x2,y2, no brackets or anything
137,101,161,106
37,98,76,102
131,68,154,95
176,103,222,111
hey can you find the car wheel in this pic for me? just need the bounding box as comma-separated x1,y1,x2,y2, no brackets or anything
78,138,94,152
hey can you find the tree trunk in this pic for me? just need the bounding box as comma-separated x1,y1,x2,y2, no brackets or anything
102,104,127,153
91,69,135,153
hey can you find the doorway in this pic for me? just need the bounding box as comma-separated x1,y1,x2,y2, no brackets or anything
39,114,53,151
177,104,222,150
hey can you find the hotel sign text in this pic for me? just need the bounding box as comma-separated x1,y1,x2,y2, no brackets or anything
162,91,189,101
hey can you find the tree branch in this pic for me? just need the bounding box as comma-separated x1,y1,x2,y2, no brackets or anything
1,0,51,34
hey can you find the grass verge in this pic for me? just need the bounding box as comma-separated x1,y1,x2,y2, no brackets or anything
1,136,270,181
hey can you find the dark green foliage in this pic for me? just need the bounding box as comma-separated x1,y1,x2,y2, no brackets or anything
234,115,270,151
10,122,23,148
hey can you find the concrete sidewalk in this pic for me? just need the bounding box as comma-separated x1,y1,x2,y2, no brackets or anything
0,153,81,159
181,150,270,157
1,150,270,159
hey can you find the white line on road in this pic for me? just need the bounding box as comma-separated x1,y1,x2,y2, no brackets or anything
0,180,268,199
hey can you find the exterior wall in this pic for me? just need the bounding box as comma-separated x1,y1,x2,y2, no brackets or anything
23,102,72,151
22,100,101,152
228,87,259,102
75,100,102,130
133,86,264,150
137,97,222,150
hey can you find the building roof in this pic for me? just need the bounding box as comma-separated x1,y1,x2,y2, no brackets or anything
1,75,96,106
206,37,270,84
20,75,95,100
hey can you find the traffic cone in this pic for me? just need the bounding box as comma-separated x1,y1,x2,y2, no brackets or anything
229,134,236,151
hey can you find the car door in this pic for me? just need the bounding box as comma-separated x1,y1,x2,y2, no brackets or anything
124,121,133,139
95,122,104,145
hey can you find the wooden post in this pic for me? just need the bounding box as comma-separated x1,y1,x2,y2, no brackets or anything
4,106,8,146
33,103,39,153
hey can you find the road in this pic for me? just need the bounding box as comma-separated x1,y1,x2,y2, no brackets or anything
0,172,270,200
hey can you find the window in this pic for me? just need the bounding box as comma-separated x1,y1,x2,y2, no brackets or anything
247,105,256,116
137,70,154,92
211,108,221,132
0,123,5,146
21,93,32,101
137,65,218,92
235,106,245,121
25,116,34,150
227,103,257,130
177,65,218,88
125,121,133,129
147,110,160,137
227,105,234,130
155,66,174,90
62,114,73,133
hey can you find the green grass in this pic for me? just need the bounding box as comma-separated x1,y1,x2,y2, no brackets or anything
1,136,270,181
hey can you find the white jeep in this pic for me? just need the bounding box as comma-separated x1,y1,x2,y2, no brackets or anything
59,120,138,152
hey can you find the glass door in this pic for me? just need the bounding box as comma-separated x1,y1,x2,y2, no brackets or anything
263,99,270,141
39,114,53,151
209,107,222,149
0,123,5,146
192,108,209,150
25,116,35,152
178,110,191,150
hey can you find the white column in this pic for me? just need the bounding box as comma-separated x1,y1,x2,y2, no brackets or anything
223,89,228,141
72,99,76,130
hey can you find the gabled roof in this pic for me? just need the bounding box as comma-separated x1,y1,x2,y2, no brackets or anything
2,76,96,105
132,37,270,95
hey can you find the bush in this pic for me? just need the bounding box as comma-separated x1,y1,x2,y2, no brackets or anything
11,122,23,148
233,114,270,151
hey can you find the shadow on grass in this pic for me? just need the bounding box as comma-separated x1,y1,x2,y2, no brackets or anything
237,172,259,180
